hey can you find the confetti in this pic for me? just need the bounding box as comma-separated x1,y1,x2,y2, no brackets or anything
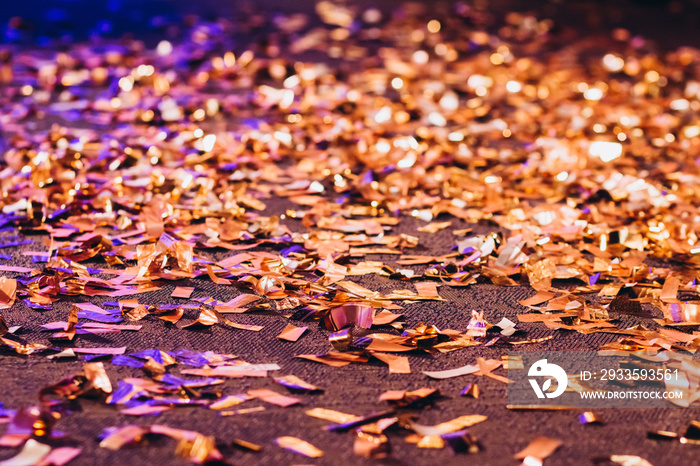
305,408,360,424
171,287,194,299
354,431,390,459
277,324,308,342
275,437,323,458
372,353,411,374
248,389,301,407
514,436,562,460
0,439,51,466
273,375,323,393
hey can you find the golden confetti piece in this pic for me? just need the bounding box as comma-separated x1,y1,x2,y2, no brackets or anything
528,258,556,292
99,426,149,450
231,439,262,452
418,221,452,233
514,436,562,460
417,435,444,449
414,282,442,300
215,294,261,312
273,375,322,392
372,310,404,326
157,307,184,324
354,431,390,458
305,408,360,424
83,362,112,394
275,437,323,458
0,277,17,309
205,265,232,285
225,321,264,331
336,281,380,299
599,284,624,302
209,394,252,410
379,388,439,409
372,352,411,374
181,308,218,329
277,323,308,342
220,406,266,416
366,339,414,352
175,434,221,463
519,291,556,307
460,383,479,398
247,388,301,407
378,390,406,402
171,286,194,299
508,335,555,345
661,276,680,302
647,430,679,441
411,415,488,437
296,354,352,367
329,328,352,351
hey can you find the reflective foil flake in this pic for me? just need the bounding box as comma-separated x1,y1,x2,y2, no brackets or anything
273,375,323,393
354,430,390,459
99,424,223,463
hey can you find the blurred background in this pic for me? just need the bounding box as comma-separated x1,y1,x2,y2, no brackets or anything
1,0,700,50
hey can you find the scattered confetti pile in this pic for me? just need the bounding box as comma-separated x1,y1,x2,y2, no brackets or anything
0,1,699,465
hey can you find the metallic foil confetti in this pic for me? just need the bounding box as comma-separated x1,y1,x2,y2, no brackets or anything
273,375,323,393
460,384,480,399
647,430,678,441
372,353,411,374
277,323,308,342
247,389,301,407
514,436,562,460
0,439,52,466
231,439,262,452
175,434,221,464
323,304,375,331
354,431,390,458
305,408,360,424
99,426,149,450
275,436,323,458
